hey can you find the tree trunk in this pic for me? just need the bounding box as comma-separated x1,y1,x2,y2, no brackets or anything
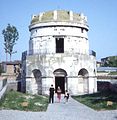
10,54,11,61
6,52,8,62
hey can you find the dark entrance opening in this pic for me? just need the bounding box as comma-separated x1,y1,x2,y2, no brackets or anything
55,77,65,94
56,38,64,53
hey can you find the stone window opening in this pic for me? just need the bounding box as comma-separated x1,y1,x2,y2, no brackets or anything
56,38,64,53
81,28,84,33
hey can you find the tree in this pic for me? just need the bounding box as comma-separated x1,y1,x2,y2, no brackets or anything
2,24,19,61
102,56,117,67
108,56,117,67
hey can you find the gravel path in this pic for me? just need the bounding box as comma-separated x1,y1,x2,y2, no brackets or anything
0,95,117,120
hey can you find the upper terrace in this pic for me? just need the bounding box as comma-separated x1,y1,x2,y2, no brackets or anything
30,10,88,25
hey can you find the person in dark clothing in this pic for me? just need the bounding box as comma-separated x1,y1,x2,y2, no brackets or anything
49,84,55,103
64,90,69,102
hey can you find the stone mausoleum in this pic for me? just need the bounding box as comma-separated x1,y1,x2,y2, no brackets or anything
24,10,97,95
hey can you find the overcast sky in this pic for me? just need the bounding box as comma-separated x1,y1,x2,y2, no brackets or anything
0,0,117,61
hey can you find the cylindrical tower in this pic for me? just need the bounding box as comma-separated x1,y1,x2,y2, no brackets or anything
29,10,89,55
26,10,97,95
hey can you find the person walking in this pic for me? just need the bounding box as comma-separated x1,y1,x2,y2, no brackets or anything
57,86,62,103
64,90,69,103
49,84,55,103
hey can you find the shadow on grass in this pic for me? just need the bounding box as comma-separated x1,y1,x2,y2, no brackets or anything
72,91,117,110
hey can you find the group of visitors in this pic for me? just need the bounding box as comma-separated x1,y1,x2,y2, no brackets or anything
49,84,69,103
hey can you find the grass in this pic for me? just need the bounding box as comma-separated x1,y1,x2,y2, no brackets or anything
72,91,117,111
109,72,117,75
0,90,49,111
97,71,117,75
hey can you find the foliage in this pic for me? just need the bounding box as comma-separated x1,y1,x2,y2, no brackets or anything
72,91,117,110
102,56,117,67
2,24,19,61
0,91,49,111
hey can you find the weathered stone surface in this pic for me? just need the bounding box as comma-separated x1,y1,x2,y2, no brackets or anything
24,10,97,95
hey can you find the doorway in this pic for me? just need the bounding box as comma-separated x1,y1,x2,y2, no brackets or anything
54,68,67,94
55,77,65,94
56,38,64,53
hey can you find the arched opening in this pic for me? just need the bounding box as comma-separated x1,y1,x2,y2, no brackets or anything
78,68,88,76
78,68,89,93
32,69,42,94
53,68,67,94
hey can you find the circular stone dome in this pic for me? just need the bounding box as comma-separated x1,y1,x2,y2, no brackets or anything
31,10,87,25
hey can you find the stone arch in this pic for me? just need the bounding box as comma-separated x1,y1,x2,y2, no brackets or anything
32,69,42,94
78,68,89,76
78,68,89,94
53,68,67,94
53,68,67,76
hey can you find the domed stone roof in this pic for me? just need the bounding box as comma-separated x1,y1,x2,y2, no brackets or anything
31,10,87,25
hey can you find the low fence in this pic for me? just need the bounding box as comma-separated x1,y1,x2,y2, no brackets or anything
0,77,7,99
0,77,7,91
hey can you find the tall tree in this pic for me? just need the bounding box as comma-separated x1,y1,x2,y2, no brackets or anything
2,24,19,61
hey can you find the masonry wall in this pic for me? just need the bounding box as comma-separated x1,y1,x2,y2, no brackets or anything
29,25,89,55
25,10,97,95
26,53,97,95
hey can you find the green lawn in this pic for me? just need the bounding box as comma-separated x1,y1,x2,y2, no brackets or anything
72,91,117,111
0,91,49,111
109,71,117,75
